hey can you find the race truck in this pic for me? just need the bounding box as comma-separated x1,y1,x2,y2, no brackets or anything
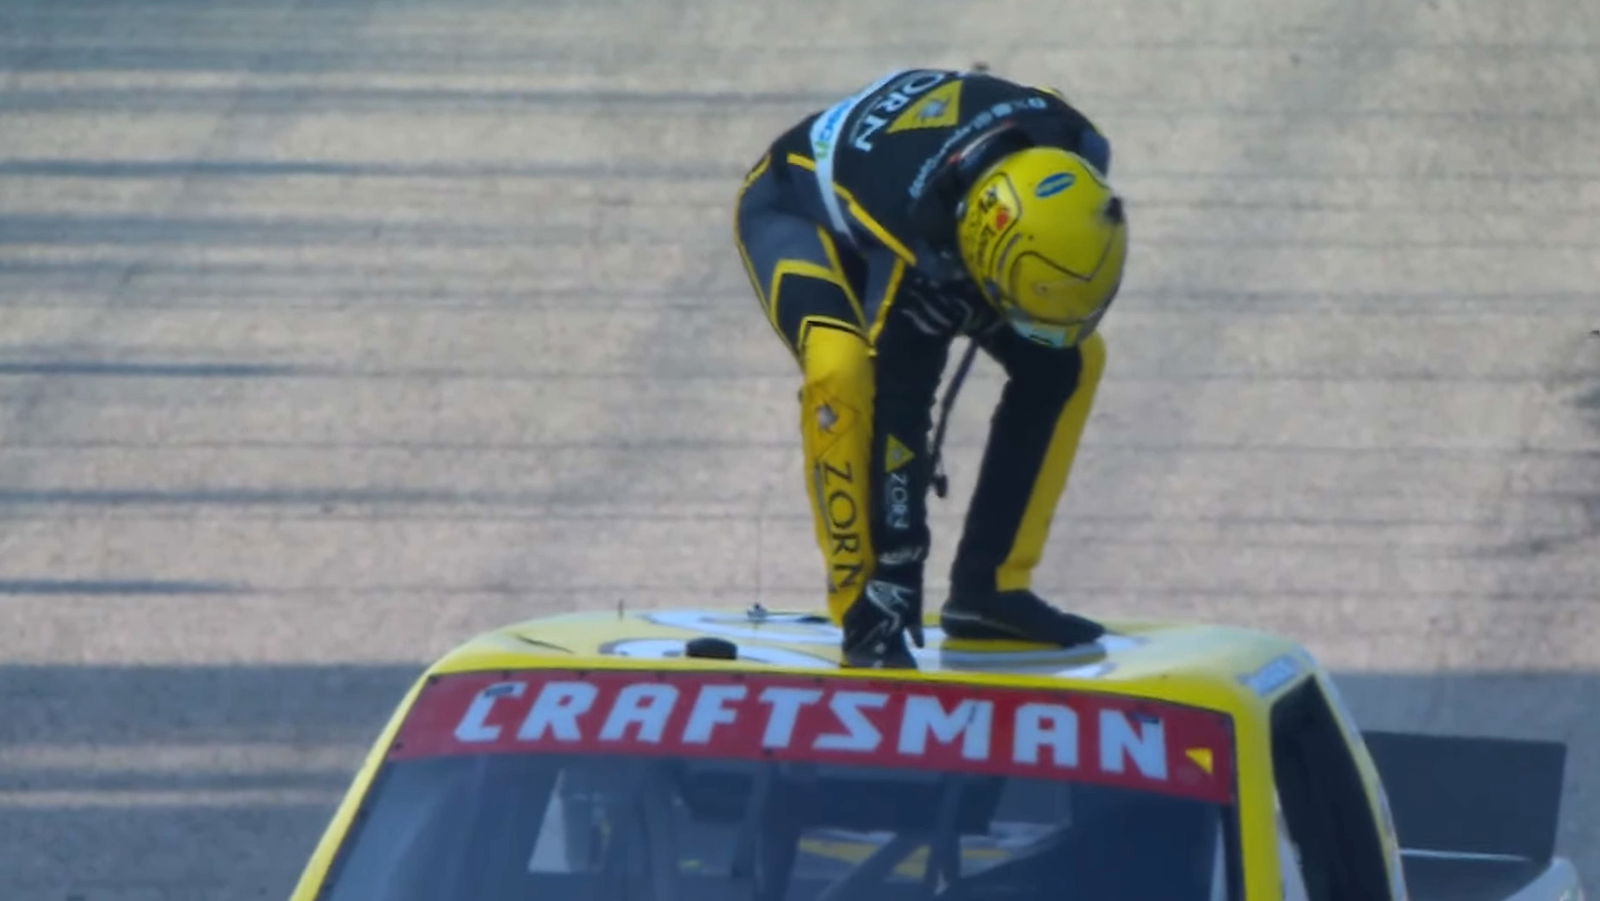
290,606,1582,900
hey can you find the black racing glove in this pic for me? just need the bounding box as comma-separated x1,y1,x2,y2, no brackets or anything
864,556,925,648
897,269,998,339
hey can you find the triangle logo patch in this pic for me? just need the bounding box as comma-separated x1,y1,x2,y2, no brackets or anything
885,434,916,472
888,81,962,134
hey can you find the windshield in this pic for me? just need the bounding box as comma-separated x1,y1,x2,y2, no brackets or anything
318,670,1241,901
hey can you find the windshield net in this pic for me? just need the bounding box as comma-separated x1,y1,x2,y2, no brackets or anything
318,669,1240,901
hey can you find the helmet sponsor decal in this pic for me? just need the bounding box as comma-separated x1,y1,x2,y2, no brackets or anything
391,669,1238,804
961,174,1022,286
978,179,1020,234
1034,171,1076,198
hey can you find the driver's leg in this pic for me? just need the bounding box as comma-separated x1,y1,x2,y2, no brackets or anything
734,155,875,627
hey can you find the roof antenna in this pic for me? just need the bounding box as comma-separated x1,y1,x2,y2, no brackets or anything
616,598,625,620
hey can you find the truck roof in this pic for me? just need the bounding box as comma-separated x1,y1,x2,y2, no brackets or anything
423,606,1315,715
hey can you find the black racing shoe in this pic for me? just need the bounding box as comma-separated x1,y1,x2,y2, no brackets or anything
940,590,1106,647
840,584,919,670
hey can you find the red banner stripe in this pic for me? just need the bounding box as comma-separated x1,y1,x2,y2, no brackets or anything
390,670,1236,805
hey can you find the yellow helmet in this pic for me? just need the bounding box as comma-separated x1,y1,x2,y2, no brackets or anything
956,147,1127,348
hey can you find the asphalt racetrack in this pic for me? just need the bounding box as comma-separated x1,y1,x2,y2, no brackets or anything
1,1,1598,897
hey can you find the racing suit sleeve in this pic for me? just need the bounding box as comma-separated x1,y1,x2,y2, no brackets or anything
858,256,992,589
863,264,953,571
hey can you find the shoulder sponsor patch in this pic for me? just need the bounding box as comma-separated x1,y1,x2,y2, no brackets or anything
390,669,1238,804
887,80,963,134
850,70,948,151
1035,171,1076,198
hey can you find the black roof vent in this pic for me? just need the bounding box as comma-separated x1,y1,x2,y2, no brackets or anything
684,636,738,660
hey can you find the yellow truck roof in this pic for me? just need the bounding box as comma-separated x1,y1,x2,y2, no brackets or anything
422,605,1315,716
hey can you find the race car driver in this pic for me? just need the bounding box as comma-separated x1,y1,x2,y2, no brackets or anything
733,66,1128,668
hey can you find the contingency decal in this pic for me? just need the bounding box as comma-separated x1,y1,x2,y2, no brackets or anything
389,669,1237,805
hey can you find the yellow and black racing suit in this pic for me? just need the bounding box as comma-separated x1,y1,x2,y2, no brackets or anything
733,68,1114,664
